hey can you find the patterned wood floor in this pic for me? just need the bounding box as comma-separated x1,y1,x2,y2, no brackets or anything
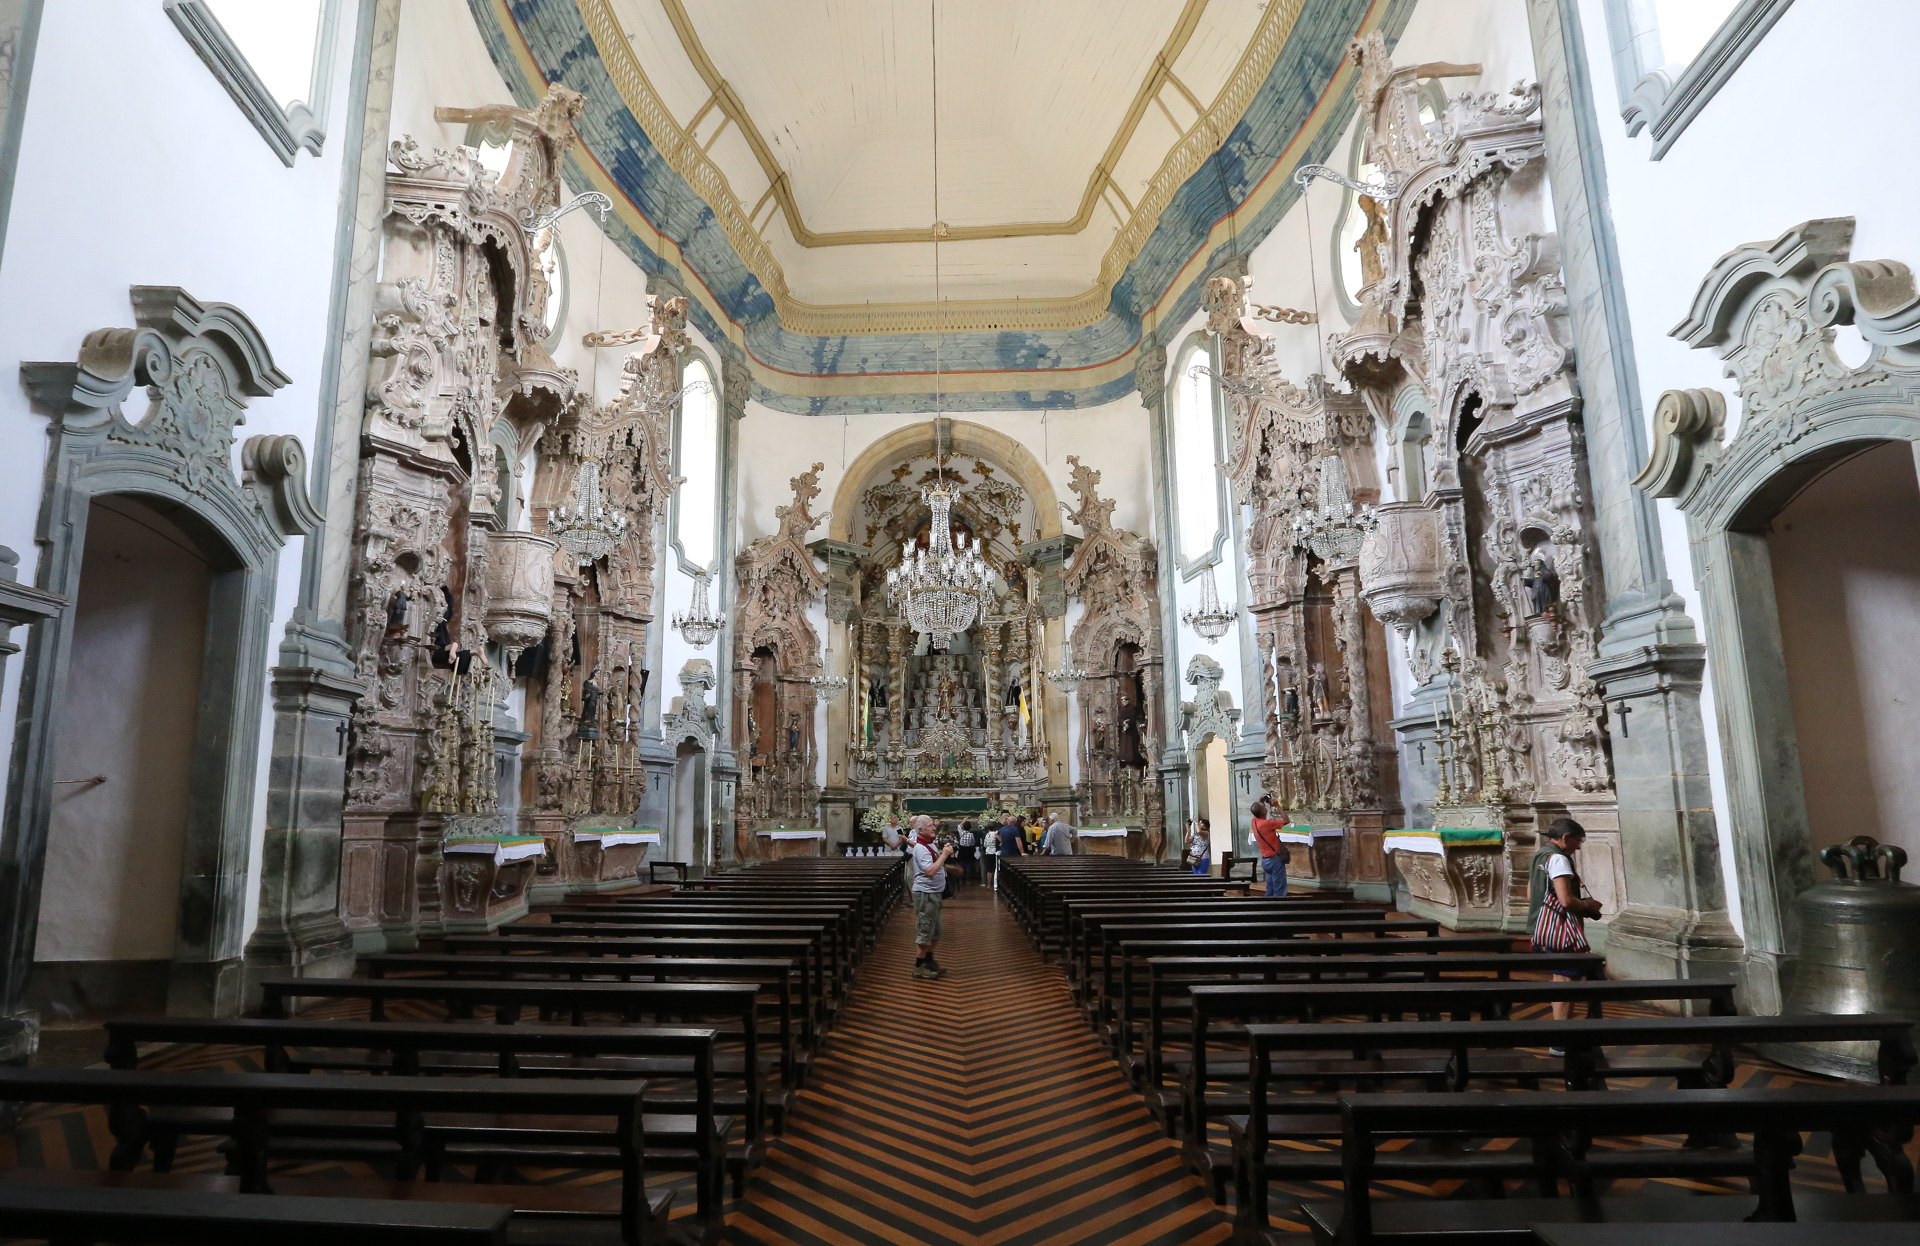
7,891,1915,1244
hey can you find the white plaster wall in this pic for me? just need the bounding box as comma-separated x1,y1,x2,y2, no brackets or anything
0,0,366,943
36,499,209,962
1766,441,1920,863
1573,0,1920,935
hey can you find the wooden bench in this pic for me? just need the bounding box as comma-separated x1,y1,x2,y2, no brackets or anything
1114,950,1601,1087
1305,1085,1920,1245
1177,976,1741,1197
366,952,807,1086
508,920,841,1004
627,888,878,951
1231,1013,1918,1229
0,1178,511,1246
254,978,768,1142
444,933,826,1044
0,1067,666,1246
102,1015,741,1237
1061,901,1392,1006
529,908,851,980
1077,911,1418,1018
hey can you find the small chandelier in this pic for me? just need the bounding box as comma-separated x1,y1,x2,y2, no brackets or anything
1182,565,1238,642
672,570,722,648
549,456,628,565
887,480,992,651
809,642,849,700
1291,454,1372,569
1045,664,1090,690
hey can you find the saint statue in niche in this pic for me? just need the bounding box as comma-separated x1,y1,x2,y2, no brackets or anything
386,588,411,635
786,711,801,754
1522,554,1561,618
1283,686,1300,721
577,668,602,740
1309,663,1330,719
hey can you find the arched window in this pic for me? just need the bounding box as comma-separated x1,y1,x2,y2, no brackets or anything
673,355,720,572
1171,339,1226,569
173,0,342,164
1605,0,1774,158
1391,387,1434,504
1331,86,1439,321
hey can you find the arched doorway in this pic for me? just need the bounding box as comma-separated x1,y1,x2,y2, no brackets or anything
2,287,313,1026
1763,440,1920,861
34,496,224,1016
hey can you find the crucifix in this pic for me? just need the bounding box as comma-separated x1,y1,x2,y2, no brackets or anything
337,720,351,756
1611,701,1633,738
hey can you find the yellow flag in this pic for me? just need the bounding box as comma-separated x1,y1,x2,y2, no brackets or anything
1018,690,1029,725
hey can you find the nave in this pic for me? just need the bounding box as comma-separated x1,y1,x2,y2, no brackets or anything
1,856,1911,1245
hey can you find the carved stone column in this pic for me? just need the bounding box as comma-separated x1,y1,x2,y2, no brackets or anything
246,0,399,987
1525,0,1740,987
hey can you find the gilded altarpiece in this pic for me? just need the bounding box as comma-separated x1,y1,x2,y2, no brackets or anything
732,464,828,857
1063,456,1166,856
339,87,665,946
1329,36,1622,929
1208,278,1398,892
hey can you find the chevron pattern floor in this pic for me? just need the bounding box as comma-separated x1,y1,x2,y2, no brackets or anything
721,880,1235,1245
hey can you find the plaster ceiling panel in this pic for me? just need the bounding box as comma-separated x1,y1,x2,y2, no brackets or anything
674,0,1183,234
772,231,1126,306
607,0,713,122
1170,0,1269,105
702,125,768,204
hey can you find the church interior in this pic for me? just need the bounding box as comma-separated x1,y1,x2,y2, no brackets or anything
1,0,1919,1242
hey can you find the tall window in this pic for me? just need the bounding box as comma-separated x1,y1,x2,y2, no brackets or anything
202,1,323,108
1607,0,1785,158
169,0,339,164
1172,342,1224,568
674,356,720,572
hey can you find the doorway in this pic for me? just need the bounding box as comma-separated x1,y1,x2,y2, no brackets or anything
1766,440,1920,862
672,740,709,871
33,496,214,1017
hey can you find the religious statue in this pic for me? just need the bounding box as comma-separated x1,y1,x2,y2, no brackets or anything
1355,193,1389,288
1283,686,1300,721
576,667,602,740
386,588,411,635
786,711,801,754
1522,554,1561,618
1309,663,1330,718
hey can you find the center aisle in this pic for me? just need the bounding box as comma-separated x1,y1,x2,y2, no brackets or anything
723,873,1233,1246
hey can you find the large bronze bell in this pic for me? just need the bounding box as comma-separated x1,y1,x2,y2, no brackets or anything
1771,836,1920,1081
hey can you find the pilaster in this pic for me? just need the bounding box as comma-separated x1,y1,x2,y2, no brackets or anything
1525,0,1740,984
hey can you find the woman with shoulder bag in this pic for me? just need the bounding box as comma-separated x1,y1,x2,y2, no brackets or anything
1529,817,1605,1023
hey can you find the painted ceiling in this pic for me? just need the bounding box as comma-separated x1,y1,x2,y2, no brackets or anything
469,0,1413,414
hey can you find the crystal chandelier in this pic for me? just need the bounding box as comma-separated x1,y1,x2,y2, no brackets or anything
884,7,994,654
1182,565,1238,642
672,570,722,648
809,642,849,700
1291,454,1373,569
1045,662,1090,690
549,455,628,565
887,479,992,651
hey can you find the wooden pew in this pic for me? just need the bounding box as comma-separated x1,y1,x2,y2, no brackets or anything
0,1067,666,1246
444,933,826,1047
254,978,769,1146
1307,1085,1920,1245
509,919,842,1005
1231,1013,1918,1230
1178,976,1741,1198
1117,949,1601,1090
103,1016,733,1240
1076,910,1414,1018
366,952,806,1088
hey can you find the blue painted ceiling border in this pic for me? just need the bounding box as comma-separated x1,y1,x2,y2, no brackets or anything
470,0,1415,414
